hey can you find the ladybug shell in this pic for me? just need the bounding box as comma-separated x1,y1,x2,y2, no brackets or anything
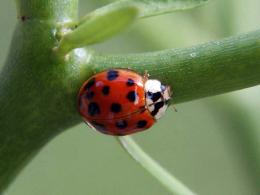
78,69,155,136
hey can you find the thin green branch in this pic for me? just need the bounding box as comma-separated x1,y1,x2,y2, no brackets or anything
89,29,260,104
120,0,209,18
55,0,209,55
56,2,139,55
117,136,196,195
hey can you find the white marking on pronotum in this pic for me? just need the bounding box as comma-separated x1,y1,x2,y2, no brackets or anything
144,79,171,120
145,80,162,93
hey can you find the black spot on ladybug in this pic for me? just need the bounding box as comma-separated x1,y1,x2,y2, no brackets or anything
88,102,100,116
137,120,147,128
147,91,161,102
115,120,128,129
84,78,95,90
102,86,110,96
111,103,122,113
127,91,137,102
151,101,164,116
107,70,119,81
126,78,135,86
91,121,106,132
85,91,94,100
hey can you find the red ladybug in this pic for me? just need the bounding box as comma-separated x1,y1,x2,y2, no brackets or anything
78,69,171,136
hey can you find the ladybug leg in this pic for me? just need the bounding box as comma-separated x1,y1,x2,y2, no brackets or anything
84,121,96,130
172,105,178,112
162,86,176,111
166,86,172,96
143,70,150,81
162,86,172,103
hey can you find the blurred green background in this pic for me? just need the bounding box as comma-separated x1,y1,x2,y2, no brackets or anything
1,0,260,195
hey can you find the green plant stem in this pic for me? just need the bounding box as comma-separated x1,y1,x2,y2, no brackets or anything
118,136,196,195
1,0,260,193
0,0,82,192
15,0,78,21
89,29,260,104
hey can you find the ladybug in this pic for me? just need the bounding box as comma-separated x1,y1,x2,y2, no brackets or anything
78,69,171,136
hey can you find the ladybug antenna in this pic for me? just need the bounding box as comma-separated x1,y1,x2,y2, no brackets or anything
172,105,178,112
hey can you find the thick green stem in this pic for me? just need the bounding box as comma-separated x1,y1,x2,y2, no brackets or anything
89,29,260,104
0,0,82,192
15,0,78,21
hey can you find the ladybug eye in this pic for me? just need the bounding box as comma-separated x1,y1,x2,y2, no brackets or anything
147,91,153,98
161,84,166,91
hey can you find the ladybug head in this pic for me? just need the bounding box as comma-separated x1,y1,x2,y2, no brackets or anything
144,79,171,120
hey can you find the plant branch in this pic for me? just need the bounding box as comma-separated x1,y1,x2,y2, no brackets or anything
1,1,260,193
15,0,78,21
89,29,260,104
56,2,139,55
112,0,208,18
118,136,196,195
0,0,80,193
